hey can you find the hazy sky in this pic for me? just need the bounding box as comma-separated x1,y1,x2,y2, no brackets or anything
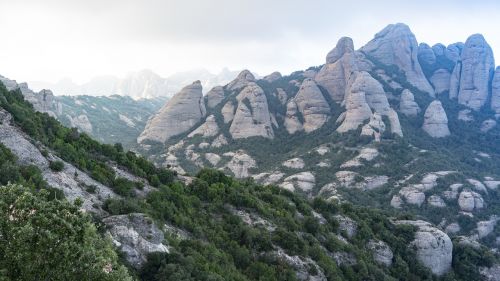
0,0,499,84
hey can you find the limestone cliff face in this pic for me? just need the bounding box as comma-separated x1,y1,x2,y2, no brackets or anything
454,34,495,111
361,23,435,96
284,79,330,133
138,81,205,143
229,83,274,139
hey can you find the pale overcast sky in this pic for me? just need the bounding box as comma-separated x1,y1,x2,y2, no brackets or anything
0,0,499,84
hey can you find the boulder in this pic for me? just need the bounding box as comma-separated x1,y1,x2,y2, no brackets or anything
334,215,358,239
399,89,421,117
395,220,452,276
188,115,219,138
491,67,500,113
205,153,221,166
367,239,393,267
457,34,495,110
428,195,446,208
477,216,499,239
282,157,305,169
138,81,205,143
361,23,435,96
430,69,451,95
399,186,425,206
229,83,274,139
458,191,484,212
205,86,225,109
103,213,169,269
225,150,256,178
481,119,496,133
227,70,255,91
422,100,450,138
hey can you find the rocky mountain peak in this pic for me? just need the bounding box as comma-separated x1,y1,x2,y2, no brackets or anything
361,23,435,96
137,80,205,144
454,33,495,111
326,37,355,64
227,70,256,91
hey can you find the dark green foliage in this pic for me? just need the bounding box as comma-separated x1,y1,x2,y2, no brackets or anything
49,160,64,171
0,183,133,280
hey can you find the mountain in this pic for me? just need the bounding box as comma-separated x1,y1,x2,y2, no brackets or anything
134,23,500,278
29,68,242,99
3,71,497,280
2,22,500,281
0,75,166,148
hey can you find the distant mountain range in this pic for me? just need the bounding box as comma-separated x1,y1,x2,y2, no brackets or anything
29,68,246,99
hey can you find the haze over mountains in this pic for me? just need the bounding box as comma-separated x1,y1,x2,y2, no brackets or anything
29,68,243,99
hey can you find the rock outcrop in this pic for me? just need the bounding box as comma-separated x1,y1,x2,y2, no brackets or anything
399,89,421,117
422,100,450,138
263,71,282,83
367,240,393,267
395,220,452,276
361,23,435,96
430,69,451,94
285,79,330,134
458,190,484,212
315,37,358,102
336,74,373,133
225,150,256,178
205,86,225,109
417,43,436,66
229,83,274,139
188,115,219,138
280,172,316,193
103,213,169,269
491,67,500,113
227,70,255,92
138,81,205,143
454,34,495,110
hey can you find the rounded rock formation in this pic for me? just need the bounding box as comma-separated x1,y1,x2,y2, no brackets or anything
422,100,450,138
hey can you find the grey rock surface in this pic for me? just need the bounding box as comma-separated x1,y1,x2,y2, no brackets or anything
422,100,450,138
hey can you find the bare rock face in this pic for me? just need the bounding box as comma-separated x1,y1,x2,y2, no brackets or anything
387,108,403,137
315,37,358,102
263,71,282,83
337,90,371,133
422,100,450,138
367,239,393,267
491,67,500,113
395,220,453,276
285,79,330,134
456,34,495,110
188,115,219,138
361,113,385,141
399,89,421,117
354,72,390,115
205,86,225,109
280,172,316,193
284,100,303,134
458,190,484,212
418,43,436,66
229,83,274,139
225,150,256,178
138,81,205,143
326,37,355,64
430,69,451,95
103,213,169,269
221,101,235,123
227,70,255,92
282,157,305,169
361,23,435,96
67,114,93,133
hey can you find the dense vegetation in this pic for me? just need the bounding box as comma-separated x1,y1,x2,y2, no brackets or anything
0,183,133,281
